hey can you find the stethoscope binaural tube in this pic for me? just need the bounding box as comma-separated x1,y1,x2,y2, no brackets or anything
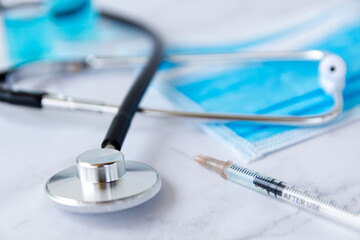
1,51,346,127
99,11,163,151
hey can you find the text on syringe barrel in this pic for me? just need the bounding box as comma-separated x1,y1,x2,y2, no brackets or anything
224,164,360,230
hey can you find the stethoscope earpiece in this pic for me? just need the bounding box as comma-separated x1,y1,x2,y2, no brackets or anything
319,54,347,94
45,148,161,213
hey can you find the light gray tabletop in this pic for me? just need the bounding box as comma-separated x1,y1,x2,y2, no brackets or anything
1,0,359,239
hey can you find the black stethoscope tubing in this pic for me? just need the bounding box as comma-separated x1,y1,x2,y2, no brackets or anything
99,10,163,150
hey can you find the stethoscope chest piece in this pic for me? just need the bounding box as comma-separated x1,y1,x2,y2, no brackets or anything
45,148,161,213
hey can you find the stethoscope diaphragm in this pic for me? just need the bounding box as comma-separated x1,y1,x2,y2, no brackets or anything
45,149,161,213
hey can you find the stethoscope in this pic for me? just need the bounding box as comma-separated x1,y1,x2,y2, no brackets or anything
0,9,347,213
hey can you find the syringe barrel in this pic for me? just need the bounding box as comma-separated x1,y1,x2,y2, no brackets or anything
224,164,360,230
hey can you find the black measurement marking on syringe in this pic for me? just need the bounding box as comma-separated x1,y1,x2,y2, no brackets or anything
253,175,285,198
229,165,285,197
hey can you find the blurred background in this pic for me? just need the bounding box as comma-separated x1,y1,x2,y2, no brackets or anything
0,0,354,65
1,1,360,239
0,0,359,161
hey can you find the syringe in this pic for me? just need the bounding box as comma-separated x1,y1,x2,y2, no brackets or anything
195,154,360,231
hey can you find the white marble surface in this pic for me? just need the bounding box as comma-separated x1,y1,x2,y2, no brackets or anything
1,0,360,239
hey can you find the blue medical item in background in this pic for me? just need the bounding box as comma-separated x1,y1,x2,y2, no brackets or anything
160,18,360,162
48,0,89,16
3,3,52,63
48,0,98,40
2,0,97,65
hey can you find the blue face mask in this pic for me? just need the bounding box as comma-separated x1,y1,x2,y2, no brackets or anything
157,16,360,162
